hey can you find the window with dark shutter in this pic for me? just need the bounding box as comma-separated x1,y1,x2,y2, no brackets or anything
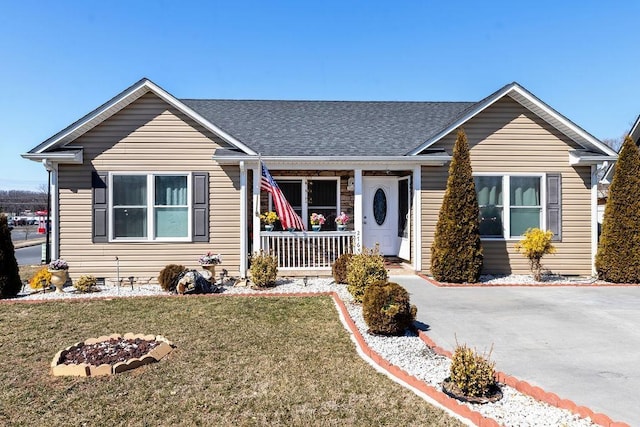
546,174,562,241
92,172,108,243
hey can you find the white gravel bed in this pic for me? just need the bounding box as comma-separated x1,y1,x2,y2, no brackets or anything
13,276,597,426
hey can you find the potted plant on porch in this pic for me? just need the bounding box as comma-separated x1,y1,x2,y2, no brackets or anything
335,212,350,231
310,213,326,231
260,211,278,231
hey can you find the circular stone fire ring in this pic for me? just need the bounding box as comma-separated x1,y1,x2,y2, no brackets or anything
51,333,174,377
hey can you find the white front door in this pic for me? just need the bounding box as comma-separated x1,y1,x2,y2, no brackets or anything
363,177,398,256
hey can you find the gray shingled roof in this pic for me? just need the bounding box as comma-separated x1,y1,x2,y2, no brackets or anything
181,99,476,156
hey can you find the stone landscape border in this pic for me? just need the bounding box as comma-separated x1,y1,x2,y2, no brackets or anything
50,333,174,377
3,290,628,426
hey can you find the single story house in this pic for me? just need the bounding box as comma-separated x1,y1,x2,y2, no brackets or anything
22,78,617,283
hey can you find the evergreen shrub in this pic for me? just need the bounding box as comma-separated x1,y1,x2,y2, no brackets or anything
430,129,483,283
0,214,21,298
158,264,187,292
250,251,278,288
331,253,353,284
596,135,640,283
362,281,417,335
29,266,51,290
74,275,99,293
346,247,387,303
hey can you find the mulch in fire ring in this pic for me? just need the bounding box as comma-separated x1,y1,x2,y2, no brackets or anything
51,333,174,377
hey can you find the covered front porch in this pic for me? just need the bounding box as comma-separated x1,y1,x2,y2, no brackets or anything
214,153,452,277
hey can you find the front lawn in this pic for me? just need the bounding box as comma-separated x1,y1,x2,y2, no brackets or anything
0,296,463,426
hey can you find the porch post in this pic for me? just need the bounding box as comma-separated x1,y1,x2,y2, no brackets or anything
353,169,363,253
252,164,261,262
239,161,247,277
591,164,598,275
413,165,422,271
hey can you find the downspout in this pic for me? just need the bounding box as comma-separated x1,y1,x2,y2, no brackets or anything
42,159,59,261
239,161,247,278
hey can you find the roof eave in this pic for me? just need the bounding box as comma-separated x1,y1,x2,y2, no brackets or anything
212,154,451,169
21,149,83,164
568,150,617,166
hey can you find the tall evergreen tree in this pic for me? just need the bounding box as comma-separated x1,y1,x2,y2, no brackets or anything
596,135,640,283
431,129,483,282
0,214,21,298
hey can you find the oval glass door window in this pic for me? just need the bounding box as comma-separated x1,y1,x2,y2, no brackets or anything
373,188,387,225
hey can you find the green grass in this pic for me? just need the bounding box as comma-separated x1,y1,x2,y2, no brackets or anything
0,296,463,426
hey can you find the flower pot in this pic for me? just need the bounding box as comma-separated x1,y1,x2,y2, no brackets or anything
49,269,68,293
312,225,321,232
202,264,216,281
265,224,274,231
337,225,346,231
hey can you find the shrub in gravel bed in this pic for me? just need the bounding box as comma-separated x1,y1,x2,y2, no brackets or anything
331,253,352,284
346,247,387,303
449,342,497,398
158,264,187,292
362,281,416,335
74,275,99,293
249,251,278,288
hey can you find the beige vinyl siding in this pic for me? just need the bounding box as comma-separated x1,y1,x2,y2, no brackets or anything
58,92,241,282
421,97,593,276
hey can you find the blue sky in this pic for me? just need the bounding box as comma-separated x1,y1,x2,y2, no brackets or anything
1,1,638,191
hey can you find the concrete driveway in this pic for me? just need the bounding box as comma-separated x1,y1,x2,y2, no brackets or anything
392,275,640,426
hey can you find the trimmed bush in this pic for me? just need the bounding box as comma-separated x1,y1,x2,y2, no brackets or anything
362,281,417,335
250,251,278,288
346,247,387,303
450,343,496,398
596,135,640,283
430,129,483,283
515,228,556,281
0,214,21,298
74,275,99,293
29,266,51,291
158,264,187,292
331,253,353,284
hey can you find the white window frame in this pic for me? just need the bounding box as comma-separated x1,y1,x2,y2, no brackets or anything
271,176,341,224
474,172,546,240
109,172,192,242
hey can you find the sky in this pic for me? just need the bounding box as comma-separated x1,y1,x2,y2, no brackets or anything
1,1,638,191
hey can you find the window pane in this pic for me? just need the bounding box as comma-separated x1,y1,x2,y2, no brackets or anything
114,207,147,238
475,176,502,206
278,181,302,208
113,176,146,205
308,180,337,207
510,177,540,206
510,208,541,236
479,206,503,237
155,207,188,237
155,176,187,206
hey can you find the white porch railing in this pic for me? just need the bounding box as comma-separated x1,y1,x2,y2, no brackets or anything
260,231,358,270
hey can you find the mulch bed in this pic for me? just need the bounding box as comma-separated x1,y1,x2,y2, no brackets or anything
61,338,161,366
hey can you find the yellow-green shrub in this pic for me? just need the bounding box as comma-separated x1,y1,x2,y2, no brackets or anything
29,267,51,290
514,228,556,281
450,343,496,398
346,247,387,303
250,251,278,288
74,275,98,293
362,281,417,335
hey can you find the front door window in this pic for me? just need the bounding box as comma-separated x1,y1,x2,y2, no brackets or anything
373,188,387,225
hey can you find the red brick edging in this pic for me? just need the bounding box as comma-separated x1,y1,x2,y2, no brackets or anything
2,290,630,426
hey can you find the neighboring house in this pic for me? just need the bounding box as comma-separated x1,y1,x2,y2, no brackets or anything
22,78,617,282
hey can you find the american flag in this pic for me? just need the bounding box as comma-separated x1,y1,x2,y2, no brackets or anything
260,162,306,231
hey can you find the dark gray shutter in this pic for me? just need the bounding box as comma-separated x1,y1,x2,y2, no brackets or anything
92,172,108,243
192,172,209,242
546,173,562,241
